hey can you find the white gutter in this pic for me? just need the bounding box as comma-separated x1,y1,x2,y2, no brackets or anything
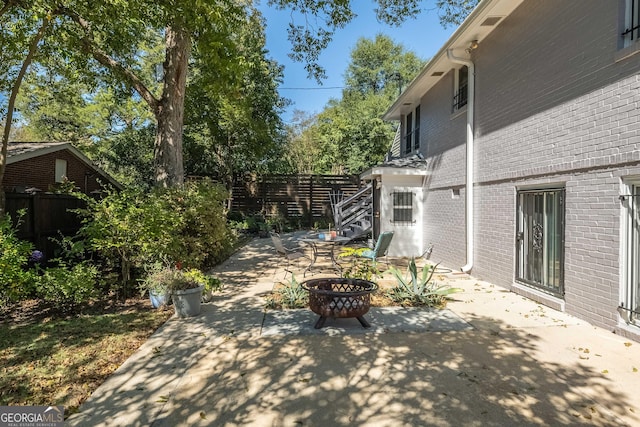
447,49,475,273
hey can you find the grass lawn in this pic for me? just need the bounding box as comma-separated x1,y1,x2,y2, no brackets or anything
0,298,173,416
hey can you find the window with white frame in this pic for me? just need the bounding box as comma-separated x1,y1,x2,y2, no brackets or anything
620,183,640,327
453,66,468,112
55,159,67,183
392,191,413,224
623,0,640,48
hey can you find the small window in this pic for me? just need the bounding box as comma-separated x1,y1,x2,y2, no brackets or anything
453,66,468,112
392,191,413,223
404,106,421,154
55,159,67,183
413,105,420,151
623,0,640,48
404,112,413,154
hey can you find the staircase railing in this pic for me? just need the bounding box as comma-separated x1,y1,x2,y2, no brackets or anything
332,182,373,237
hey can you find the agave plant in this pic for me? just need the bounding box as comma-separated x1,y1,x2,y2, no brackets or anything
387,258,461,307
265,274,308,309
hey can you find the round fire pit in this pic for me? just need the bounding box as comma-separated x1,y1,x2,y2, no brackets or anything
301,278,378,329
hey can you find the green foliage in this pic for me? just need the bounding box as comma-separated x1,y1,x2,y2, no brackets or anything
75,179,234,296
184,6,286,185
339,247,382,281
284,34,424,175
140,266,199,294
183,268,223,294
165,180,236,269
89,126,156,190
36,261,98,311
387,259,461,307
74,187,180,296
265,274,308,309
435,0,480,27
0,214,36,304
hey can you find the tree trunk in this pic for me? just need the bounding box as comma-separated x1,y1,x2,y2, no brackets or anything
0,17,50,218
154,25,190,188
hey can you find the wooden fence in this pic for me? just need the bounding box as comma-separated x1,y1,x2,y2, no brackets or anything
231,174,363,227
6,193,85,257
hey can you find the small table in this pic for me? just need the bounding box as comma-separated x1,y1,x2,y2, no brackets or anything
299,234,351,276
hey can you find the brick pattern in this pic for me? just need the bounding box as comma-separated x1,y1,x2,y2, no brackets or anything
4,150,104,194
414,0,640,332
422,189,466,268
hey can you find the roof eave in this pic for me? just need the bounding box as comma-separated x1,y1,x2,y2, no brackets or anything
361,166,430,181
383,0,524,121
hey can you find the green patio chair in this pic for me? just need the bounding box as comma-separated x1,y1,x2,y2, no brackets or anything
357,231,394,265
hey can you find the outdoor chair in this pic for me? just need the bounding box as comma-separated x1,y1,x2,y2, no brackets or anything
356,231,394,265
270,232,309,277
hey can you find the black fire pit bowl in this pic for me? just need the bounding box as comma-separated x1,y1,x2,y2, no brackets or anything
301,277,378,329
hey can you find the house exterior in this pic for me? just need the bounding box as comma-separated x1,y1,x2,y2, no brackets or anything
4,142,120,194
4,142,121,254
368,0,640,340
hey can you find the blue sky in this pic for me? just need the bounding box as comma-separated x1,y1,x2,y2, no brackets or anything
258,2,457,123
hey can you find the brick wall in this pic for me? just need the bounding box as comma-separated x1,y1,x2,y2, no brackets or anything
4,149,105,194
415,0,640,332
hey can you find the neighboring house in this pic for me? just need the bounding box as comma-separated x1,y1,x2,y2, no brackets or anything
365,0,640,340
4,142,121,254
4,141,120,194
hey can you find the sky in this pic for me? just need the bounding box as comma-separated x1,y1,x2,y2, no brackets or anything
258,2,458,124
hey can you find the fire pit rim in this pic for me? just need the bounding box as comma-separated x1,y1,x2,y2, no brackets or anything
300,277,378,296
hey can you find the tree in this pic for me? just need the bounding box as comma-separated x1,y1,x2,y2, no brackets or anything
283,110,322,174
0,0,477,216
0,6,52,216
183,6,286,189
287,34,423,174
268,0,479,81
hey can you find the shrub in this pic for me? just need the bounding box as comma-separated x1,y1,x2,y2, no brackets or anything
74,187,180,296
74,179,235,295
339,247,382,281
37,262,98,310
0,213,37,304
164,180,236,269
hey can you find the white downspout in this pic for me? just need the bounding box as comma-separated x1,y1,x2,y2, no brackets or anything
447,49,475,273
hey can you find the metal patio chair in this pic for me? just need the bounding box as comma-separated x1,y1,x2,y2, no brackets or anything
270,232,309,277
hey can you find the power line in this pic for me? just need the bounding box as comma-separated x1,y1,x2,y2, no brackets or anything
278,86,344,90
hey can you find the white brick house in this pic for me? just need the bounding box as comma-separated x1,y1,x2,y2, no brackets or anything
369,0,640,340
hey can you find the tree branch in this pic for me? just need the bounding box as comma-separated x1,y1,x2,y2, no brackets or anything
61,8,160,115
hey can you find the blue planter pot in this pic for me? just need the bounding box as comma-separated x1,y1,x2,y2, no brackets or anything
149,290,170,308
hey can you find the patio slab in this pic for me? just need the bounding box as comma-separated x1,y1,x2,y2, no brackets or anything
66,235,640,427
261,306,474,336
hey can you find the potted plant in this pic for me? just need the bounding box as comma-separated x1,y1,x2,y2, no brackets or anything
141,266,207,317
139,266,173,309
164,268,205,318
183,269,223,302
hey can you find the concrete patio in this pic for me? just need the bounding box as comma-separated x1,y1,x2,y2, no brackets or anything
67,233,640,426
